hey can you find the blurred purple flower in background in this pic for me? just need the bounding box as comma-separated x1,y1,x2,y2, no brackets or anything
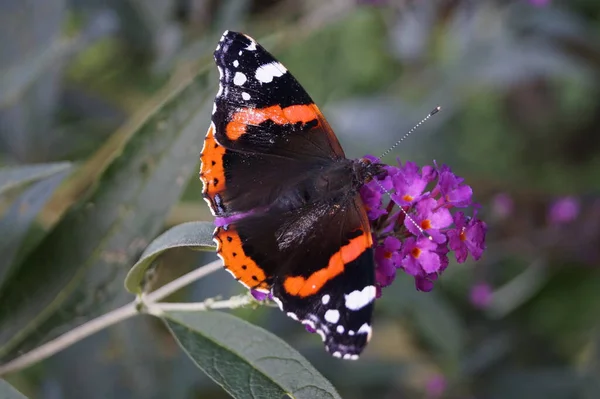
361,158,487,293
470,282,493,309
528,0,551,6
425,374,447,398
548,196,580,225
492,192,514,219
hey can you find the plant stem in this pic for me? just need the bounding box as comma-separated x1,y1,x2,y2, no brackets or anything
0,259,223,376
144,259,222,303
145,294,253,315
0,303,137,376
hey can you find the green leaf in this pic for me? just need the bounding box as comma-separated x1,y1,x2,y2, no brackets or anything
124,221,215,294
0,170,70,290
0,379,28,399
0,68,213,361
0,162,71,197
163,310,341,399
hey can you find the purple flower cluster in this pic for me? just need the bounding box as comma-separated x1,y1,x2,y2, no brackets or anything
360,157,487,292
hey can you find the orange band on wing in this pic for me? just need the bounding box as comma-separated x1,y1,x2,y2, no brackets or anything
200,124,226,196
283,230,373,297
215,226,270,292
226,104,318,141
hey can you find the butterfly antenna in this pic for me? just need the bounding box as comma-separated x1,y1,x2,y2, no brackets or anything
373,106,441,241
373,179,433,241
378,106,441,160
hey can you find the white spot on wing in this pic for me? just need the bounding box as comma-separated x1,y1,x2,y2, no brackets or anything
316,329,326,342
246,40,257,51
255,62,287,84
241,92,251,100
332,351,342,358
233,72,247,86
272,296,283,310
212,102,217,115
286,312,298,321
357,323,372,341
238,50,242,56
216,83,223,97
336,325,344,334
324,309,340,324
321,294,330,305
348,330,355,336
344,285,376,311
217,66,224,80
233,60,239,67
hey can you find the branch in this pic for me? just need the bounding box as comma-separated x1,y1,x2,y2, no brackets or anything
0,259,223,376
145,294,253,315
0,303,136,376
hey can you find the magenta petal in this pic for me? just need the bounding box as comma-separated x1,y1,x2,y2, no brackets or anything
419,251,441,274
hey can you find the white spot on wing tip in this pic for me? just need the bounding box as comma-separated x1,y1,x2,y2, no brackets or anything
246,40,257,51
321,294,330,305
241,92,251,101
255,62,286,84
212,102,217,115
286,312,299,321
324,309,340,324
233,60,239,67
336,325,344,334
332,351,342,358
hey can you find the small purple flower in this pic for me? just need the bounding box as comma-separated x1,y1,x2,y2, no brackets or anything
404,198,453,243
390,161,429,206
435,166,473,208
548,196,579,225
304,324,316,334
470,282,493,309
447,212,487,263
361,157,487,293
375,236,401,287
251,290,269,301
401,237,441,275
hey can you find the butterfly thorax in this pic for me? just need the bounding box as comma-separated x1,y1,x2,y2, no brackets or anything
268,158,384,214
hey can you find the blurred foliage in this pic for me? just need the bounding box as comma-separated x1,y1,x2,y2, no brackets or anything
1,0,600,398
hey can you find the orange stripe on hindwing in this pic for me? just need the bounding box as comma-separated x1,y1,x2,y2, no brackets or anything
283,230,373,297
214,226,270,292
225,104,318,141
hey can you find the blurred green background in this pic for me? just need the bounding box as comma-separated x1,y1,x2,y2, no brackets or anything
1,0,600,398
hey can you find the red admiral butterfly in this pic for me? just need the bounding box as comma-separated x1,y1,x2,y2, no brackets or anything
200,31,385,360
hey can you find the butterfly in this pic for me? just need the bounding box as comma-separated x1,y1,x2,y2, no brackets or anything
200,30,385,360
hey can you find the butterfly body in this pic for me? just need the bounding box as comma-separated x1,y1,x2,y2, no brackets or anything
201,31,381,359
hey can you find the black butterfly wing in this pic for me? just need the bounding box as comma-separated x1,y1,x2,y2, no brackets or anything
201,30,345,217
